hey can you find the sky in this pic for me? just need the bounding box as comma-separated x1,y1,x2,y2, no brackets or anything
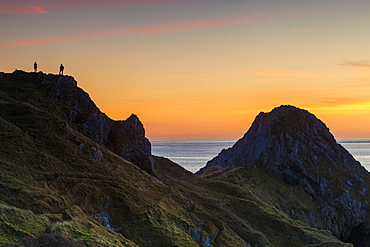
1,0,370,140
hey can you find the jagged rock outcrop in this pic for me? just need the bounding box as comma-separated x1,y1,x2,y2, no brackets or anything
197,105,370,245
107,114,154,175
3,70,154,175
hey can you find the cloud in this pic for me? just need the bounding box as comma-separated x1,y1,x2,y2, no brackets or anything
0,0,189,15
0,4,47,14
310,100,370,114
0,15,268,47
55,0,191,12
339,61,370,69
0,10,335,47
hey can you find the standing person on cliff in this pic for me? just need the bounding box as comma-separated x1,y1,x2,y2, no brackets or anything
59,64,64,75
34,62,37,72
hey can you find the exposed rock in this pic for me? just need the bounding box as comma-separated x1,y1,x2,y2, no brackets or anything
94,211,115,231
11,71,154,175
107,114,154,175
197,105,370,244
91,147,104,162
189,219,213,247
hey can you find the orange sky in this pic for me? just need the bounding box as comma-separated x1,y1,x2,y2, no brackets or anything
2,0,370,140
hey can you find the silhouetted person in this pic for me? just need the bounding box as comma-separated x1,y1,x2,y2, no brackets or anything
59,64,64,75
34,62,37,72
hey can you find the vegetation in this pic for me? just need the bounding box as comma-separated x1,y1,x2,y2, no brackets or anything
0,71,353,246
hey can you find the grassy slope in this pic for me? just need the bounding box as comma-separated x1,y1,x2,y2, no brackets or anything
0,72,194,246
0,71,352,246
154,157,353,247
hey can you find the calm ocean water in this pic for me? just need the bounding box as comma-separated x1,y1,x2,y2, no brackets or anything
152,139,370,173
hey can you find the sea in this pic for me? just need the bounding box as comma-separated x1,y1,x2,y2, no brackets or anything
152,139,370,173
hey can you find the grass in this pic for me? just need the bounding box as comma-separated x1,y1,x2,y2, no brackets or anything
0,71,355,246
0,203,50,243
154,156,353,247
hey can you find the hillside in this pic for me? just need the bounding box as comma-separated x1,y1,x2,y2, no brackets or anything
198,105,370,246
0,70,154,175
0,71,354,246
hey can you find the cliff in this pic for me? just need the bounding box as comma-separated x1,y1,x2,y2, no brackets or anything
0,70,154,175
0,72,354,246
197,105,370,245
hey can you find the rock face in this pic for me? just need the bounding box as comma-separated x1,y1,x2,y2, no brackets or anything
7,71,154,175
107,114,154,175
197,105,370,244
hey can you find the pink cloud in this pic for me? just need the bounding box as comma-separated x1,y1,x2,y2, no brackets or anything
53,0,191,11
0,0,190,14
0,4,47,14
0,11,332,47
0,15,268,47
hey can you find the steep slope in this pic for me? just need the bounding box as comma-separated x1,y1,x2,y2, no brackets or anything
155,156,352,247
0,72,353,246
0,70,153,175
0,71,200,246
197,105,370,245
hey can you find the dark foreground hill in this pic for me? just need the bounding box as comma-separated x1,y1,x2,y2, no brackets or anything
0,71,355,246
0,70,154,175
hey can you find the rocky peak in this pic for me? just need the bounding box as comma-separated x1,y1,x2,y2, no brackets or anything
2,71,155,175
199,105,360,176
198,105,370,243
51,74,155,175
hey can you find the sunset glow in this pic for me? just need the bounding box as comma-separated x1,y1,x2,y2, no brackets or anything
2,0,370,140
